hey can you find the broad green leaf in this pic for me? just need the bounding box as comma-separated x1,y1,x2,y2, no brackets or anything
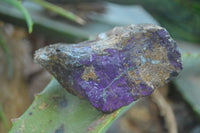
9,79,137,133
4,0,33,33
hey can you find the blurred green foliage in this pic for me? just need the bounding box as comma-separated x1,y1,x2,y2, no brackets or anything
57,0,200,42
4,0,33,33
31,0,86,25
108,0,200,43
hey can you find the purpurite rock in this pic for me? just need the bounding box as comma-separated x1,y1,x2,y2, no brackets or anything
34,24,182,113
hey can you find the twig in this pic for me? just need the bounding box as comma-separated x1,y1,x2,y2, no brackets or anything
151,89,177,133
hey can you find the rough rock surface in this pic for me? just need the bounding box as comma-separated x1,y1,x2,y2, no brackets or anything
34,24,182,113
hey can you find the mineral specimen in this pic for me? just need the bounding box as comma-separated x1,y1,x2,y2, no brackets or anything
34,24,182,113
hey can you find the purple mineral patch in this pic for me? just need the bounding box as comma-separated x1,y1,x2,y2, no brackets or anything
34,24,182,113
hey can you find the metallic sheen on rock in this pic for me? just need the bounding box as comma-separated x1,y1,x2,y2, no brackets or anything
34,24,182,113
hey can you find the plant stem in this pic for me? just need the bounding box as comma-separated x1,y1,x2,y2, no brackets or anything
0,34,13,79
0,104,9,131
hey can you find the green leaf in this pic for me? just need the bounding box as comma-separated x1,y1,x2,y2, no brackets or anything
9,78,137,133
30,0,86,25
4,0,33,33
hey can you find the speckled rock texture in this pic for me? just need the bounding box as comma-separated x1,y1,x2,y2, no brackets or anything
34,24,182,113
